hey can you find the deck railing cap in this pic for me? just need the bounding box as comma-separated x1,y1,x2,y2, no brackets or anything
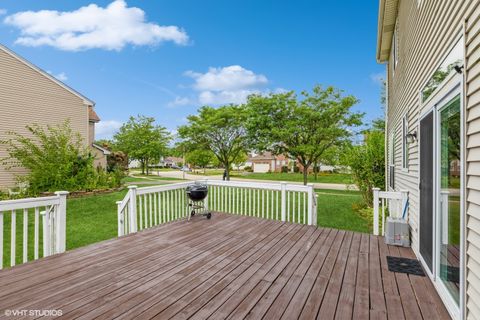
127,185,138,189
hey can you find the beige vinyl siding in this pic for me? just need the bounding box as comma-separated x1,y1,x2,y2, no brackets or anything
386,0,477,253
466,2,480,319
0,48,89,189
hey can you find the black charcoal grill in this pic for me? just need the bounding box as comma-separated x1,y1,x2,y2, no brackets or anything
186,183,211,220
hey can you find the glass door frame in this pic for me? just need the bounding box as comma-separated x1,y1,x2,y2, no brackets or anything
434,81,464,320
418,72,465,320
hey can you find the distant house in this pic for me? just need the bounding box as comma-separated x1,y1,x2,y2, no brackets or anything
249,152,289,173
0,44,109,189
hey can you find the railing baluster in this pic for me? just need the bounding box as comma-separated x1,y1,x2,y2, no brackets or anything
138,195,143,230
11,210,16,267
34,207,39,259
161,192,165,223
287,191,290,222
297,192,301,223
23,208,28,263
261,189,265,219
303,192,306,224
149,194,153,227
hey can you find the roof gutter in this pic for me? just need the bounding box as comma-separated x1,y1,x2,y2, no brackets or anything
376,0,399,63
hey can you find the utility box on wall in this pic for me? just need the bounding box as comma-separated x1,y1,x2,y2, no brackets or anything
385,217,410,247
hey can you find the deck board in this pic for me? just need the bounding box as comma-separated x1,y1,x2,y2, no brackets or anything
0,213,451,319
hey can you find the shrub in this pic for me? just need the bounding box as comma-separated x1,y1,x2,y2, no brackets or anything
344,130,385,206
281,165,289,173
244,166,253,172
1,121,123,195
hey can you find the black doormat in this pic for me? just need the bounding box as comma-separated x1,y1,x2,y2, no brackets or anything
386,256,425,276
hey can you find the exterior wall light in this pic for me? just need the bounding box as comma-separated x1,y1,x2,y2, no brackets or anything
406,132,417,144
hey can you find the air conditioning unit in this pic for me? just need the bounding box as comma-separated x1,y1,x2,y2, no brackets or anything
385,217,410,247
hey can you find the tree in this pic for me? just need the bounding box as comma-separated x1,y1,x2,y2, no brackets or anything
178,105,248,180
185,149,215,173
245,86,363,185
114,115,171,175
344,125,385,206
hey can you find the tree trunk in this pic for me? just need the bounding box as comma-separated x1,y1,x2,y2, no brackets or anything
226,161,230,181
204,166,206,174
145,159,149,175
314,162,318,181
303,166,309,185
141,160,145,175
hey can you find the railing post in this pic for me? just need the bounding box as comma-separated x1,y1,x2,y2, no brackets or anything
116,201,124,237
373,188,380,236
128,186,138,233
307,183,314,226
281,182,287,222
204,179,209,212
54,191,69,254
42,210,51,257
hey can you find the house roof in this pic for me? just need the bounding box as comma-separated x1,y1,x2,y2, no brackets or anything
0,43,95,106
249,152,288,161
89,106,101,123
165,156,183,163
92,143,111,155
376,0,399,63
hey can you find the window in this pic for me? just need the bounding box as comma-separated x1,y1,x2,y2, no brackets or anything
402,115,409,169
389,133,395,189
421,39,463,102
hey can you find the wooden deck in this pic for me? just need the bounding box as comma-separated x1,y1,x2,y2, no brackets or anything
0,213,450,319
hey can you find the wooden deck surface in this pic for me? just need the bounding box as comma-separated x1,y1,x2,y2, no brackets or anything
0,213,450,319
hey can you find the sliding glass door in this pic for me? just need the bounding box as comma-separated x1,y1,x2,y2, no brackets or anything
438,94,461,305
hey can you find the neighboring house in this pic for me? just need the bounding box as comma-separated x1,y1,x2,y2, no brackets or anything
0,44,109,189
163,156,183,167
377,1,479,319
249,152,289,173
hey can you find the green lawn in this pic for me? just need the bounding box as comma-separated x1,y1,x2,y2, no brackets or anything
232,172,352,184
1,186,367,268
315,189,369,233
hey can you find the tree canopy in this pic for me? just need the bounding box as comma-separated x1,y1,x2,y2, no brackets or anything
178,105,248,180
245,85,363,184
114,115,171,174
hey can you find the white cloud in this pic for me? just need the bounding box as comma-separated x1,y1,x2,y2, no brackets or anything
198,89,259,105
47,70,68,81
370,72,385,85
0,9,7,16
167,96,192,107
185,65,268,92
184,65,268,105
3,0,189,51
55,72,68,81
95,120,122,139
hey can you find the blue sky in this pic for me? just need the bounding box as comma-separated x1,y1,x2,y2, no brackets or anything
0,0,385,139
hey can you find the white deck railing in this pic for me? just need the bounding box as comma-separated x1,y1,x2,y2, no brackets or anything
0,191,68,269
372,188,409,236
117,180,317,236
